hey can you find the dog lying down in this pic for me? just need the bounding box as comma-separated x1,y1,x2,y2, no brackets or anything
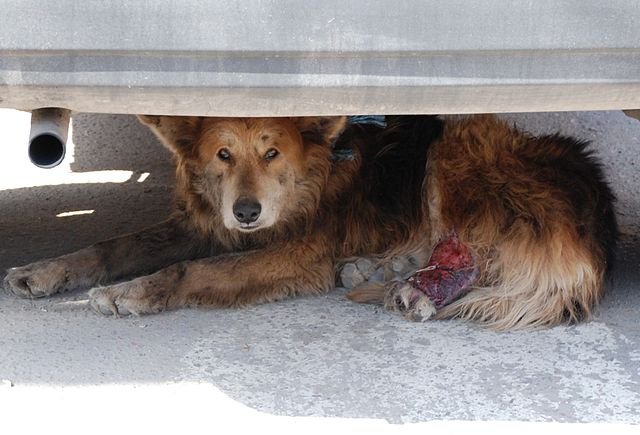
4,114,617,330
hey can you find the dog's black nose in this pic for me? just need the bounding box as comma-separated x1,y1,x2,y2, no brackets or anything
233,198,262,224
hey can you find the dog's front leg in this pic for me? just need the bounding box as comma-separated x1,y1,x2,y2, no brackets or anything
4,217,209,299
88,236,335,317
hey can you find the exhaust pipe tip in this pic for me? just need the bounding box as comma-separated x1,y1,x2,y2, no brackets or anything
29,132,67,168
29,108,71,169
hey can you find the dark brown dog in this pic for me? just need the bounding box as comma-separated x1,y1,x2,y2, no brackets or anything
4,114,616,329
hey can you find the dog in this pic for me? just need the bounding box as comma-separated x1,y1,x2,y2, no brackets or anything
4,114,617,329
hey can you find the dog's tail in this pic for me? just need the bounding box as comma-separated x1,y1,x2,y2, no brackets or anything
346,281,386,304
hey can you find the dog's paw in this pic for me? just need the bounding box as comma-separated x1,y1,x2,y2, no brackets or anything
383,281,437,322
339,258,375,288
89,285,128,317
339,255,423,289
4,260,70,299
88,280,169,317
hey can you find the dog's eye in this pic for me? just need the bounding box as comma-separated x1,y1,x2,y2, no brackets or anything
264,148,279,161
217,148,231,162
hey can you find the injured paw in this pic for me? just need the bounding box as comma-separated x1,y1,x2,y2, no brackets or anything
384,281,437,322
383,231,478,321
407,232,478,309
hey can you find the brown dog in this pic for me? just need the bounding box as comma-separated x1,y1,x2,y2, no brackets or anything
4,114,617,329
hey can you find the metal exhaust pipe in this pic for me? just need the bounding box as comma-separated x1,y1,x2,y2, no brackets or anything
29,108,71,168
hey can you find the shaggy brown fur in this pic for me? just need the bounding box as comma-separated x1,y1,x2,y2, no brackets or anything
4,114,616,329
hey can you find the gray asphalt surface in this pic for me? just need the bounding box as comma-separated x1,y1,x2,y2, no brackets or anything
0,110,639,432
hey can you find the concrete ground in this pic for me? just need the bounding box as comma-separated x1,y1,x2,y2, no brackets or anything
0,109,638,433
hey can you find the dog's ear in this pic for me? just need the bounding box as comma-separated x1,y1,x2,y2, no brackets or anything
292,116,348,147
137,115,202,155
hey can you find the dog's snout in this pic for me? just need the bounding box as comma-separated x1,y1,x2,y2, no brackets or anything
233,198,262,224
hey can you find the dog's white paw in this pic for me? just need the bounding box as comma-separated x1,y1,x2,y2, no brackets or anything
384,281,437,322
339,258,377,288
339,256,421,289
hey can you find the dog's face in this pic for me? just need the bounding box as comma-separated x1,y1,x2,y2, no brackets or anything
139,115,347,233
197,118,305,232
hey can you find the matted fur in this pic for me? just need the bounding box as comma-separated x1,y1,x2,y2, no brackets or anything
4,114,616,329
